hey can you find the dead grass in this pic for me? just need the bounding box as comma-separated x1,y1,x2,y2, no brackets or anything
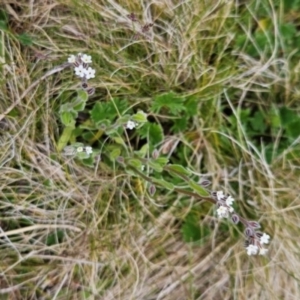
0,0,300,299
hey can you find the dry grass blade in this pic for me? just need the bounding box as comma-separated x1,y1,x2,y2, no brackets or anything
0,0,300,299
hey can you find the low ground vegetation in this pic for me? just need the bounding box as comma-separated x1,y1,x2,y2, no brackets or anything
0,0,300,299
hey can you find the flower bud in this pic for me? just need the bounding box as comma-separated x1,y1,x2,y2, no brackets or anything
81,82,88,89
245,227,255,237
211,191,217,198
152,149,159,159
247,221,261,229
231,214,239,224
199,179,211,187
116,156,124,164
149,184,156,196
87,87,95,95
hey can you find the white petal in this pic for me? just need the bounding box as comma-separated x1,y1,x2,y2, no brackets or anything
260,233,270,244
82,54,92,63
217,206,229,218
259,248,268,255
85,146,93,155
226,196,234,206
68,55,76,63
77,147,84,153
216,191,225,201
246,245,258,255
126,120,137,130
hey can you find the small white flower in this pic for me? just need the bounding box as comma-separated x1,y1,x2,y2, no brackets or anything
84,67,96,79
217,206,229,218
216,191,225,201
68,54,76,63
85,146,93,155
226,195,234,206
246,244,258,256
126,120,138,130
259,248,268,255
228,206,234,213
74,65,86,78
77,146,84,153
260,233,270,245
81,54,92,63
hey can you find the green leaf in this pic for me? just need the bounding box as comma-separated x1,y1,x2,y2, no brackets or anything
181,213,210,244
95,119,111,130
250,111,267,133
136,143,149,157
125,168,137,176
116,115,131,125
105,126,121,135
279,23,297,41
127,158,143,169
111,98,130,115
0,20,7,30
283,0,300,11
73,127,84,137
73,101,86,112
280,107,298,126
57,126,74,152
43,179,52,187
16,33,33,46
237,30,273,58
109,147,121,161
152,178,174,191
76,151,90,160
60,111,76,127
91,99,130,125
147,160,163,172
188,180,210,196
46,230,64,246
139,123,164,147
72,95,87,111
151,92,186,115
154,157,169,167
286,119,300,139
77,89,89,102
82,132,94,141
0,9,8,30
113,136,125,146
172,116,188,133
172,95,197,132
7,108,19,117
269,107,281,128
81,156,94,167
91,102,111,125
185,96,198,116
59,103,72,113
166,164,191,176
132,111,148,123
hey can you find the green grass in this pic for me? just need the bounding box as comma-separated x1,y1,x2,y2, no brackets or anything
1,0,300,299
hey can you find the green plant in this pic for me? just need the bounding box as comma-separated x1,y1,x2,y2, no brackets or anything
56,53,271,256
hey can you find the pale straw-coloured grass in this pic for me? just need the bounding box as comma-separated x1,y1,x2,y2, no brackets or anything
1,0,300,299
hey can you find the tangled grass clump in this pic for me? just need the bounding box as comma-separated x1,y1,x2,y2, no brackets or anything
1,0,300,299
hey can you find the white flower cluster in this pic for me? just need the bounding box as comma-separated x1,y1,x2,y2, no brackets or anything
67,53,96,80
77,146,93,156
215,190,271,256
215,191,235,218
246,233,270,256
